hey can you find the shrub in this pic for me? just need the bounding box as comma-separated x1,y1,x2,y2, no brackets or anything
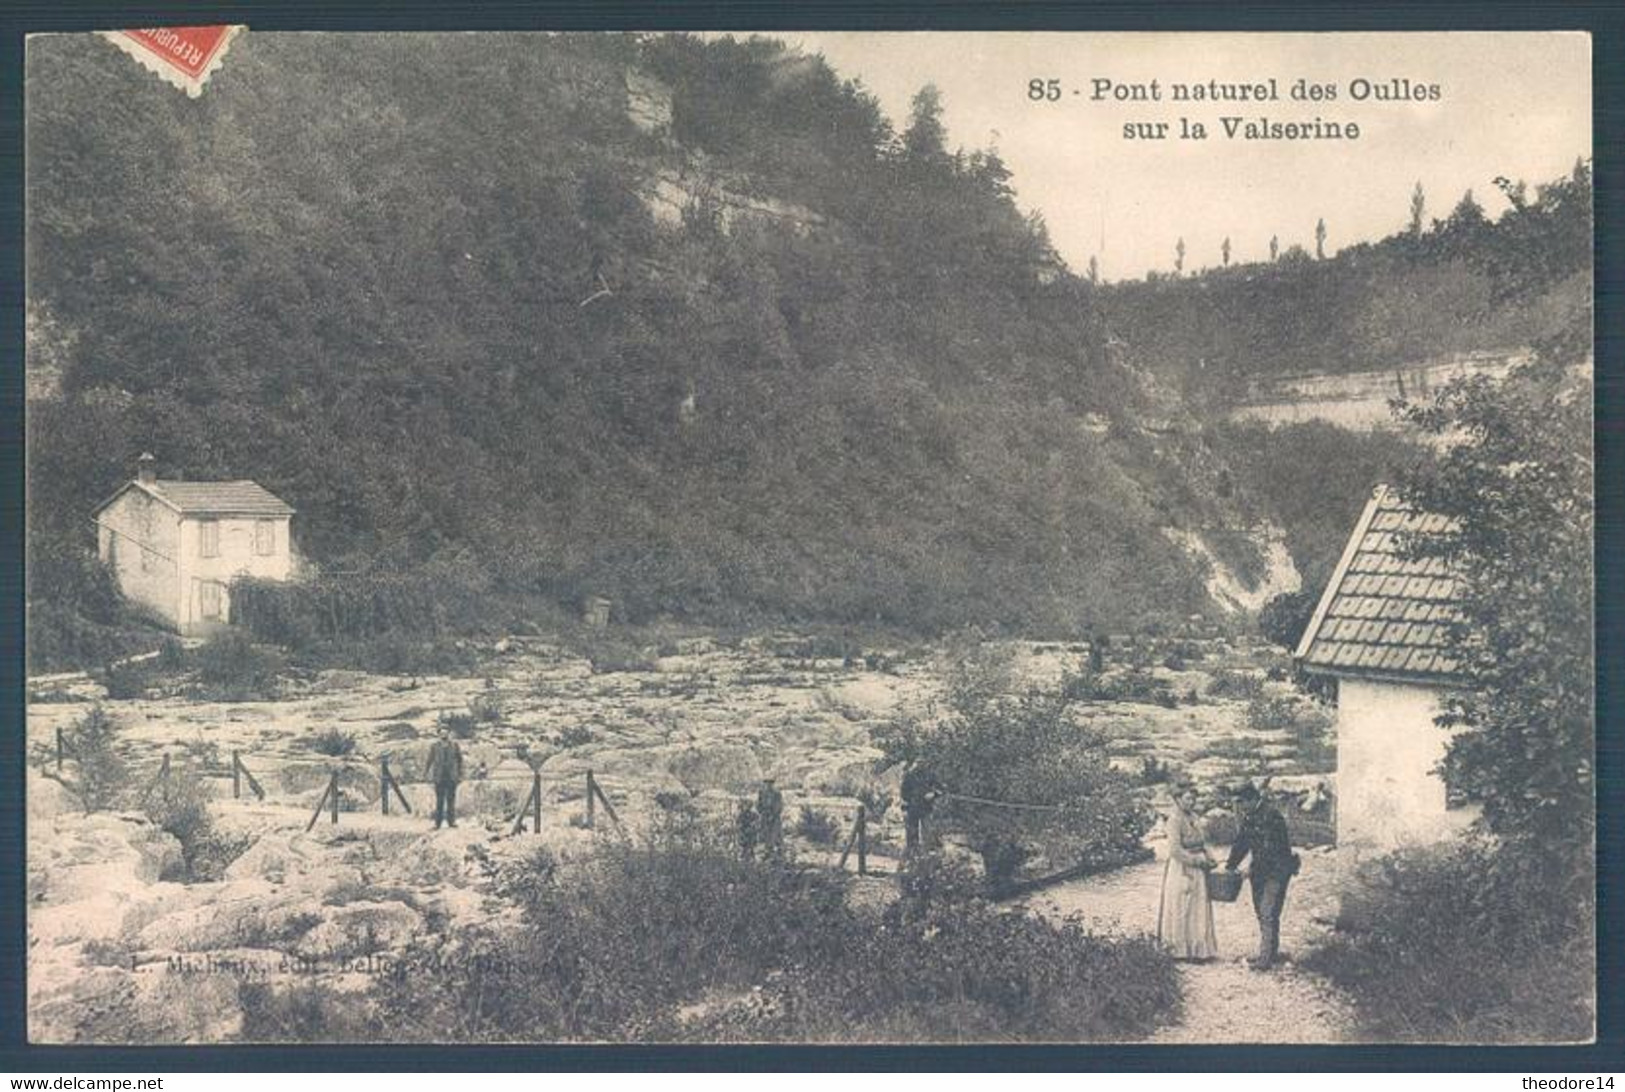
883,647,1155,893
307,726,357,757
192,629,285,701
770,896,1182,1043
1206,668,1265,701
141,766,249,881
60,705,129,812
362,826,1181,1043
437,710,478,740
795,805,840,846
102,657,153,700
556,724,596,748
1302,839,1594,1042
1245,692,1336,772
1138,755,1173,785
469,679,505,724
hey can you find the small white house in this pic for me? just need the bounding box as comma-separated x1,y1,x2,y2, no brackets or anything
94,453,295,635
1295,485,1476,903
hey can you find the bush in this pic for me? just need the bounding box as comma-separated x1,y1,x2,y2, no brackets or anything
883,648,1156,894
1245,692,1335,772
29,601,157,675
141,766,250,881
581,636,657,674
437,710,478,740
1302,839,1594,1042
795,805,840,846
307,726,357,757
1138,755,1173,786
102,657,154,700
1206,668,1265,701
469,679,505,724
361,825,1181,1043
556,724,596,748
192,629,285,701
59,705,129,812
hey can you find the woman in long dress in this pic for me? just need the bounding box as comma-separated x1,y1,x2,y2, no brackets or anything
1157,783,1219,961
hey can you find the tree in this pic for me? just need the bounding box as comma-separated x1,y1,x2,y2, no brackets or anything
1258,590,1316,651
1087,255,1099,284
1408,182,1427,237
1221,237,1231,267
1174,237,1186,275
1315,217,1327,259
876,646,1152,893
1446,188,1488,230
1397,348,1593,893
1269,234,1279,262
902,84,948,162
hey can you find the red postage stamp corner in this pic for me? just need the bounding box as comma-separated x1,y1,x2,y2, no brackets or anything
98,26,245,97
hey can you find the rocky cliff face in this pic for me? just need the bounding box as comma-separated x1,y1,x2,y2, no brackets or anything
1226,349,1532,431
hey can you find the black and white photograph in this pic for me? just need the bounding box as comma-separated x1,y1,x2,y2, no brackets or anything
19,28,1596,1047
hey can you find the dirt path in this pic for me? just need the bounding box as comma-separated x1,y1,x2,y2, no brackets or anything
1021,845,1356,1043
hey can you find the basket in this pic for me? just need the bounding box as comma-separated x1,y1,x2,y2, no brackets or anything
1205,869,1244,903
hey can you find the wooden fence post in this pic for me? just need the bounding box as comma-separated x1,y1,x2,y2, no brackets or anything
56,728,65,771
234,753,265,801
329,770,340,825
586,770,596,829
589,773,622,831
838,809,860,872
380,758,391,815
305,778,332,833
857,803,868,876
232,750,242,799
532,770,542,834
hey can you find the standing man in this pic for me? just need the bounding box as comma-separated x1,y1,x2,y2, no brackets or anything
756,777,784,859
1224,781,1300,969
900,762,940,858
425,726,465,830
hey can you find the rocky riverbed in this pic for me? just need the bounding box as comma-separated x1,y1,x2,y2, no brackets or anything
26,631,1334,1043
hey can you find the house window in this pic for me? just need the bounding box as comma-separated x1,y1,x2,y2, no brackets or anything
255,520,275,556
199,519,220,558
142,543,159,573
199,580,224,621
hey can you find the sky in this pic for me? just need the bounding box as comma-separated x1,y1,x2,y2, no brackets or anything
769,32,1591,281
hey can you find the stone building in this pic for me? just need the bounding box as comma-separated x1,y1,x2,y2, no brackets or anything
1295,485,1476,905
93,454,295,635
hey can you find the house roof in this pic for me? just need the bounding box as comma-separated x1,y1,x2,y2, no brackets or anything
94,479,294,519
1294,485,1462,683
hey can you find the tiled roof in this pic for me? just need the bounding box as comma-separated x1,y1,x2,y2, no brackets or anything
150,480,294,516
1295,486,1461,682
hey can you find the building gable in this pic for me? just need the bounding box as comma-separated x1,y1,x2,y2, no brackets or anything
1296,485,1463,684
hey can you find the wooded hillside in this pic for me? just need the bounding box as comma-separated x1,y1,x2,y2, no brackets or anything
24,33,1591,662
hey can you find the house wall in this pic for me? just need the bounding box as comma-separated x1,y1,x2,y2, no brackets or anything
176,515,293,635
96,490,182,628
1336,675,1476,921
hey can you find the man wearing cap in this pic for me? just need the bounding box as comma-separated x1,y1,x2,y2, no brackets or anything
1224,781,1300,969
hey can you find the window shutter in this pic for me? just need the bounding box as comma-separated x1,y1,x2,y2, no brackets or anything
255,520,275,556
199,520,220,558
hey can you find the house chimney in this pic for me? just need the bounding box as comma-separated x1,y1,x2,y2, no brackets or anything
137,452,157,486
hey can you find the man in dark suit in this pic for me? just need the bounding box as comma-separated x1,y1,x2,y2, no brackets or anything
425,727,465,830
1224,781,1300,969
